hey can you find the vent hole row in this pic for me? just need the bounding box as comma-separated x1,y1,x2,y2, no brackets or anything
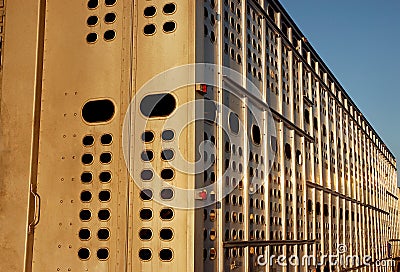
87,0,116,9
83,134,113,146
138,248,173,261
143,22,176,35
144,3,176,17
78,247,109,261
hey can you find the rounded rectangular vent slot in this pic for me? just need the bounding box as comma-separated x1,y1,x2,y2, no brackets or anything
140,94,176,117
82,99,115,123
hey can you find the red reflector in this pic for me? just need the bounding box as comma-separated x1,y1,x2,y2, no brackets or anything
200,84,207,94
199,191,207,200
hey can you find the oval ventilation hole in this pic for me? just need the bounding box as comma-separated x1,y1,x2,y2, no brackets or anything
86,33,98,43
78,248,90,260
144,24,156,35
80,209,92,221
140,169,153,181
209,248,216,260
160,208,174,220
252,125,261,145
99,171,112,183
97,248,109,260
82,135,95,146
105,0,116,6
270,136,278,153
163,3,176,14
144,6,156,17
229,112,240,134
162,130,175,141
87,0,99,9
140,93,176,117
98,209,111,221
82,99,115,123
140,189,153,201
82,153,94,165
141,150,154,162
285,143,292,160
160,228,173,240
79,228,91,240
104,12,116,23
159,248,173,261
100,152,112,164
101,134,113,145
104,30,116,41
160,168,174,180
139,248,152,261
140,208,153,220
142,131,154,142
97,228,110,240
99,190,111,202
87,16,99,26
80,191,92,202
139,228,153,240
296,150,302,165
163,21,176,33
161,149,174,161
160,188,174,200
81,172,93,183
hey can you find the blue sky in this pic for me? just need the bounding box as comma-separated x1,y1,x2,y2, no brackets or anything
279,0,400,186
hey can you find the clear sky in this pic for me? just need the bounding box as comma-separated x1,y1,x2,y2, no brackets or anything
279,0,400,186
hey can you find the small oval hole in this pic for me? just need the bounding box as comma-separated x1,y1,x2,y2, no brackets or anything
78,248,90,260
87,0,99,9
82,153,94,165
141,150,154,162
160,168,174,180
99,190,111,202
163,21,176,33
82,135,95,146
160,228,173,240
161,149,174,161
140,208,153,220
100,152,112,164
80,209,92,221
140,170,153,181
101,134,113,145
104,30,116,41
140,189,153,201
163,3,176,14
82,99,115,123
99,171,112,183
81,172,93,183
98,209,111,221
160,188,174,200
80,191,92,202
144,6,156,17
97,248,109,260
162,130,175,141
139,248,152,261
79,228,91,240
104,12,116,23
144,24,156,35
159,248,173,261
160,208,174,220
142,131,154,142
87,16,98,26
97,228,110,240
105,0,116,6
86,33,98,43
139,228,153,240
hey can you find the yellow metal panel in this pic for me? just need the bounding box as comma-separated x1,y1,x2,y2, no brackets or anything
0,0,42,271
